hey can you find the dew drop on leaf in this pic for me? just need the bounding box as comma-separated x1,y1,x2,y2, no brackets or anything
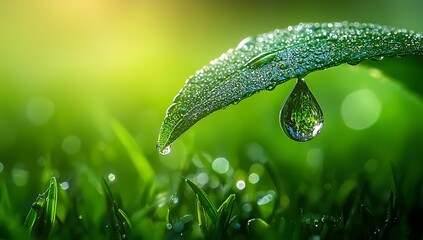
159,145,172,155
280,78,323,141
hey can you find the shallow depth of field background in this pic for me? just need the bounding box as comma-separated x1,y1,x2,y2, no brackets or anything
1,0,423,238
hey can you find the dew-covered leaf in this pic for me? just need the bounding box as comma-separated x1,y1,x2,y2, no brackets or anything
157,22,423,152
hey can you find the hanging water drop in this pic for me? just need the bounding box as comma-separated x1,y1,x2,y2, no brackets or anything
280,78,323,142
159,145,172,155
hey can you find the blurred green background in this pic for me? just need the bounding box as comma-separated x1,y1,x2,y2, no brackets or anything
1,0,423,239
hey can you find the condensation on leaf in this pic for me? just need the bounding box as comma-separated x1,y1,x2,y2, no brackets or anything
157,22,423,153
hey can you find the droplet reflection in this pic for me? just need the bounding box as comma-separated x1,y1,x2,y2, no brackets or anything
159,145,172,155
280,78,324,141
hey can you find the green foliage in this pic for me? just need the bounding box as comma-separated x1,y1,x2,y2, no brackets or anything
1,119,423,239
1,20,423,240
157,22,423,152
186,178,218,223
102,178,131,239
186,178,236,239
24,177,58,239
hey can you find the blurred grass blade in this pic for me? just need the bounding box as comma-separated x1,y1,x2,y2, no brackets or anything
0,179,11,211
118,208,132,230
111,119,155,201
102,178,131,239
185,178,218,222
157,22,423,152
247,218,277,239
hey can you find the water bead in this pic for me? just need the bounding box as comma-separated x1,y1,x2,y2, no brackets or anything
159,145,172,155
280,78,324,141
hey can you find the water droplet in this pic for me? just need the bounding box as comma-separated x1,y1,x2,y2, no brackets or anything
159,145,172,155
60,181,70,190
266,84,276,91
346,60,362,66
236,36,256,50
280,78,323,141
245,51,278,69
371,56,384,61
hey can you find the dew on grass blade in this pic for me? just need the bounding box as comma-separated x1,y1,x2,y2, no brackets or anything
280,78,323,141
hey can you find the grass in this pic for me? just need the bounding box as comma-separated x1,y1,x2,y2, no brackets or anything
1,115,422,240
1,1,423,239
1,60,423,240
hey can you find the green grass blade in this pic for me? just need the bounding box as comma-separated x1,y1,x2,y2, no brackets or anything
24,194,45,234
0,180,11,212
197,196,208,235
102,178,130,239
157,22,423,152
111,119,155,201
185,178,218,223
118,208,132,230
24,177,57,237
45,176,58,230
214,194,236,239
247,218,277,239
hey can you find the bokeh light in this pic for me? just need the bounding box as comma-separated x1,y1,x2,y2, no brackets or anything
26,97,54,126
212,157,230,174
108,173,116,182
341,89,382,130
60,181,70,190
12,166,28,187
62,135,81,154
236,180,246,190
